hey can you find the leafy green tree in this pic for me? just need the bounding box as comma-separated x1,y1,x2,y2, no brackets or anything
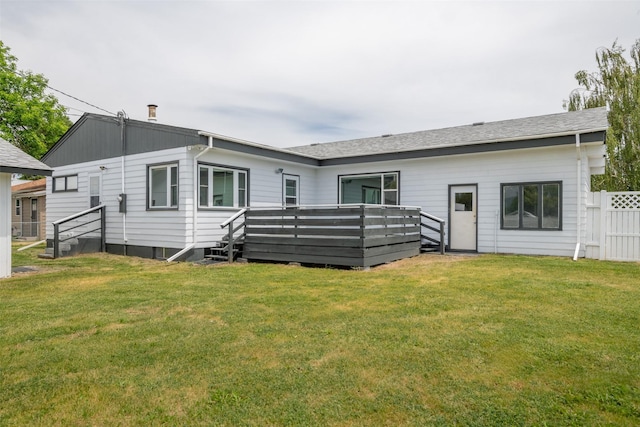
565,39,640,191
0,41,71,159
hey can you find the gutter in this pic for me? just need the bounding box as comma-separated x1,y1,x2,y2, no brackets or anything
167,133,213,262
573,133,582,261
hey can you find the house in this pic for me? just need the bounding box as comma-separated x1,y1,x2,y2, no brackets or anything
11,178,47,240
40,107,607,264
0,138,52,278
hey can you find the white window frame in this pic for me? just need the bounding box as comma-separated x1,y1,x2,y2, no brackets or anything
338,172,399,205
89,174,102,208
148,163,179,210
15,198,21,216
283,174,300,206
198,163,248,208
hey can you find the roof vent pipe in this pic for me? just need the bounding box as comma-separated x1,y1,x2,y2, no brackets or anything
147,104,158,122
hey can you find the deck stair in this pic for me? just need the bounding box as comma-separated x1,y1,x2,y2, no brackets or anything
208,209,247,263
42,205,106,259
205,239,244,262
419,211,446,254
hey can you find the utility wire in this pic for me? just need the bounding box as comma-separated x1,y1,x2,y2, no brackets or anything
47,85,116,116
1,65,116,116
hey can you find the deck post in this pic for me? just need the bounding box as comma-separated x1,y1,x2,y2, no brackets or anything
53,223,59,259
228,219,234,263
439,220,445,255
100,206,106,253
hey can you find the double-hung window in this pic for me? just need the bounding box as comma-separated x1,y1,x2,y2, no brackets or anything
502,181,561,230
199,164,248,208
15,199,21,216
148,163,178,209
339,172,399,205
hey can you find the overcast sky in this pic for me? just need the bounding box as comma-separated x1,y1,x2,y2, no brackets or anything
1,0,638,148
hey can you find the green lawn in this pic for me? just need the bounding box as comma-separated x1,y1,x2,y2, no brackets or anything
2,244,640,426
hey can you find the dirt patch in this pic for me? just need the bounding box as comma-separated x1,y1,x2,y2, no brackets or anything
372,253,475,271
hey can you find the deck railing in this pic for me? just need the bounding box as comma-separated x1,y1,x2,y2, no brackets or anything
420,211,446,255
219,208,247,262
242,205,422,267
52,205,106,258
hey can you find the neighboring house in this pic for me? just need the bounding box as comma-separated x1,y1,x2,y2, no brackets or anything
41,107,607,261
11,178,47,240
0,138,52,278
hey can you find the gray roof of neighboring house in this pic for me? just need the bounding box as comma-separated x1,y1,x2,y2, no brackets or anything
287,107,609,160
0,138,53,176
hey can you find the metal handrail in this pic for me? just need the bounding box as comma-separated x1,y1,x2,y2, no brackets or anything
53,205,106,258
219,209,247,262
419,211,446,255
53,204,105,225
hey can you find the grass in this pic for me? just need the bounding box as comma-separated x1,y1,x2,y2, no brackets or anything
2,244,639,426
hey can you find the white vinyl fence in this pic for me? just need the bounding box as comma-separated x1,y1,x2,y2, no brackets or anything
586,191,640,261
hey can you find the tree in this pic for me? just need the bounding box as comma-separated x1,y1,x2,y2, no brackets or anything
565,39,640,191
0,41,71,159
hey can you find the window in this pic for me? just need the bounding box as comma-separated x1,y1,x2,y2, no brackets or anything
455,192,473,211
148,163,178,209
53,175,78,192
283,174,300,206
339,172,399,205
15,199,21,216
501,182,561,230
89,175,101,208
198,164,248,208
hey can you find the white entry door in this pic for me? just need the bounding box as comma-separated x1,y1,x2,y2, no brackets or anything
283,174,300,206
449,185,477,251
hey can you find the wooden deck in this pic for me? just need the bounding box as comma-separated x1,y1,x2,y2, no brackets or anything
241,205,422,267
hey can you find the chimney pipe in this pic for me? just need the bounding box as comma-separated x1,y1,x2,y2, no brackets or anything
147,104,157,122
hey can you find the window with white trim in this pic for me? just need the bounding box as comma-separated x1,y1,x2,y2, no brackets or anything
15,199,21,216
53,175,78,192
502,181,561,230
339,172,399,205
148,163,178,209
198,164,248,208
89,175,101,208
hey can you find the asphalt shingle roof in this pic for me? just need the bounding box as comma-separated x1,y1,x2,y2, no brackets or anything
0,138,53,175
287,107,609,159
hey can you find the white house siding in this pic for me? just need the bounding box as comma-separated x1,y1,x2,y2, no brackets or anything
1,173,11,278
193,148,317,246
314,144,598,257
47,147,192,250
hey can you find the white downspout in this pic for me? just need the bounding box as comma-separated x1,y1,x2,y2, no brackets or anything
167,135,213,262
573,133,582,261
118,112,128,252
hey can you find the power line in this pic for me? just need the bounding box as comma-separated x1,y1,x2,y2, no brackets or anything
1,65,116,116
47,85,116,116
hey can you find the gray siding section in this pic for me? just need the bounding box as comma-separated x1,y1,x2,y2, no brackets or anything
43,114,202,167
43,115,123,167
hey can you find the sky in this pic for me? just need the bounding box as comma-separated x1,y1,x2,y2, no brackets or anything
0,0,638,148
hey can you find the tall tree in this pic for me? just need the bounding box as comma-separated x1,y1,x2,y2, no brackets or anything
565,39,640,191
0,41,71,159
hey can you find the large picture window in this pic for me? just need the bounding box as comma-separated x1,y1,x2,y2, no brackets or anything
148,163,178,209
502,181,561,230
339,172,399,205
199,164,248,208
